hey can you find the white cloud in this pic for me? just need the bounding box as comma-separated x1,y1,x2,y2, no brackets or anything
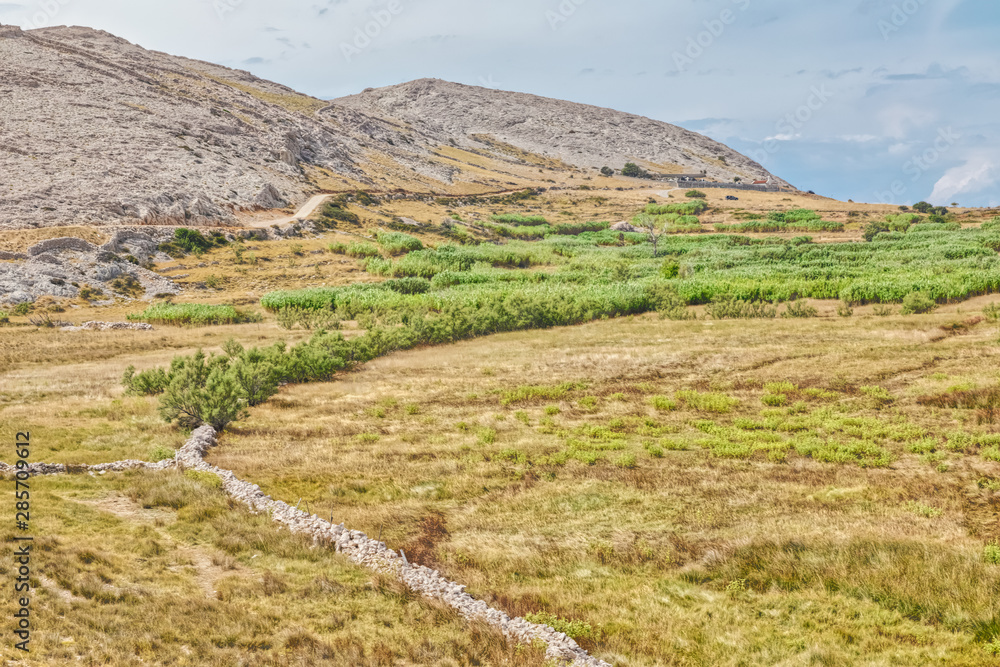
929,156,1000,205
840,134,879,143
765,133,800,142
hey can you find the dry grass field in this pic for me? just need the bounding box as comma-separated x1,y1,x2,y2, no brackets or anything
2,187,1000,665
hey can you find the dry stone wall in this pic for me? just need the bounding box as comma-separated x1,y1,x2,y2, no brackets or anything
7,426,612,667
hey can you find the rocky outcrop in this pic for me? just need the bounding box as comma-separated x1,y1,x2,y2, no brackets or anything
0,228,180,304
62,321,154,331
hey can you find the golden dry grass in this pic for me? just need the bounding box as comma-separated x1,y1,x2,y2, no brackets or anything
3,189,1000,665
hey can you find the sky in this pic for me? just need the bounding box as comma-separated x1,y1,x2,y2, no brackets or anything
3,0,998,207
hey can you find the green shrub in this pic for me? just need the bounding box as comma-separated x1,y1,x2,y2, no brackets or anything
317,202,360,226
900,291,938,315
615,453,638,469
491,214,548,226
685,190,707,199
127,304,262,326
157,350,249,430
762,393,788,407
646,283,694,320
782,300,818,318
707,296,777,320
12,302,32,316
346,242,382,259
622,162,649,179
122,365,170,396
985,542,1000,565
677,390,739,413
149,445,176,462
158,228,228,257
872,304,895,317
645,200,708,216
650,395,677,411
644,443,665,458
0,310,9,325
275,306,340,331
376,231,423,254
497,448,527,464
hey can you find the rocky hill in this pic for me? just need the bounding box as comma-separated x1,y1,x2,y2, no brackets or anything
0,23,786,230
332,78,784,188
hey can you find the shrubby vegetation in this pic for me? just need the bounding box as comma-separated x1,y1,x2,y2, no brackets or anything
127,303,263,326
158,228,229,258
715,209,844,234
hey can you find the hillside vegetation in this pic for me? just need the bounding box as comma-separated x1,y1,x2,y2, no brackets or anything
2,189,1000,665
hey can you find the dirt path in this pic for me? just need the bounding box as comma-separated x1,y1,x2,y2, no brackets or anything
244,194,333,229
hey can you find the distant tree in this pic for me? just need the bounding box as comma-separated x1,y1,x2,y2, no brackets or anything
951,202,959,207
637,213,665,258
685,190,707,199
733,177,742,183
863,221,890,242
622,162,648,179
913,201,933,213
933,206,949,216
600,166,614,177
898,205,910,211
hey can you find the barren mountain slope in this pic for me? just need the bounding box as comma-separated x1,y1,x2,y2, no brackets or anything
0,24,787,231
0,23,458,229
332,78,786,187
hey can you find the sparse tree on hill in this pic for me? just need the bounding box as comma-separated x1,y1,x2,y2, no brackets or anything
600,166,614,177
637,213,664,258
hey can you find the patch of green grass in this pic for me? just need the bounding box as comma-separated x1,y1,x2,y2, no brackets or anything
677,390,740,413
500,382,586,406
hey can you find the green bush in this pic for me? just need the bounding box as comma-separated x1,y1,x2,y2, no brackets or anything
127,304,262,326
782,300,818,318
157,350,249,430
149,445,176,462
158,228,228,257
901,291,938,315
122,365,170,396
685,190,707,199
650,396,677,411
376,231,423,254
491,214,548,226
317,202,360,226
645,200,708,216
707,296,777,320
985,542,1000,565
346,242,382,259
622,162,649,179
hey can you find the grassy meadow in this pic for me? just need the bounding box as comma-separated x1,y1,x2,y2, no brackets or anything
1,187,1000,665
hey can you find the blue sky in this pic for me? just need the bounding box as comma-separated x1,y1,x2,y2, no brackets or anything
3,0,998,207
